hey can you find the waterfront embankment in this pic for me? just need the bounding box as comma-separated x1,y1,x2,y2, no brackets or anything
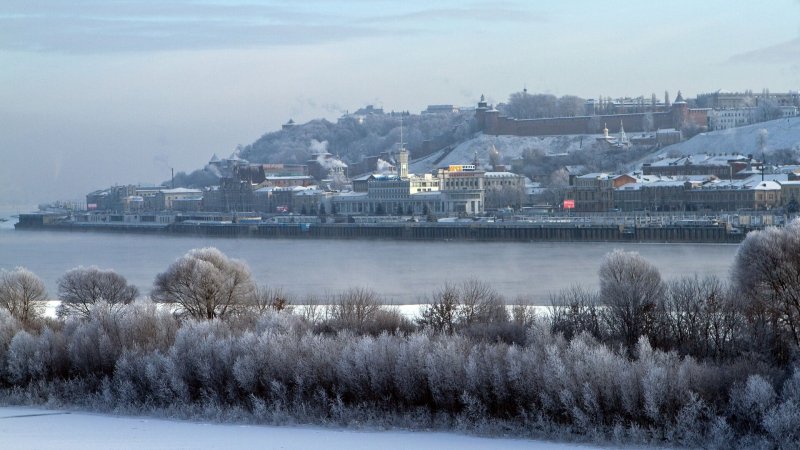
16,219,746,243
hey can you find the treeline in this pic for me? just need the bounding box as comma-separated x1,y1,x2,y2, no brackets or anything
500,92,586,120
2,224,800,447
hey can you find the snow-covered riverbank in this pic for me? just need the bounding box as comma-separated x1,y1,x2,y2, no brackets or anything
0,406,614,450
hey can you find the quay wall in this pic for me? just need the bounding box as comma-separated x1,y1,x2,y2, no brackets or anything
16,221,745,244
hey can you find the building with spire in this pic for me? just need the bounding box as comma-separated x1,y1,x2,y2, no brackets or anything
398,118,409,179
398,148,409,179
617,120,629,147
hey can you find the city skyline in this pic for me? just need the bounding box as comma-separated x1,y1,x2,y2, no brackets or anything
2,0,799,204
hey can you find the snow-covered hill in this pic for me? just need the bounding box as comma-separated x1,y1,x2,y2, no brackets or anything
410,133,600,173
658,116,800,157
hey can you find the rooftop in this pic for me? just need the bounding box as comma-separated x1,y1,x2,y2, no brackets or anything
160,188,202,194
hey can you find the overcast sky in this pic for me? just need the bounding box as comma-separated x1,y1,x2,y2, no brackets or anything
1,0,799,206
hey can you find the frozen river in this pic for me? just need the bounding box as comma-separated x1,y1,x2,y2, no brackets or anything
0,221,739,304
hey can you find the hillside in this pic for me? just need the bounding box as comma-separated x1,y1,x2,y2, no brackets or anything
409,133,601,173
657,116,800,159
172,113,799,189
240,112,475,166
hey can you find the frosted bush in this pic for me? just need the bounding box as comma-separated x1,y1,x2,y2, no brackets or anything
424,336,468,409
762,400,800,447
65,309,121,376
391,333,431,405
729,375,776,431
0,309,22,382
6,328,66,384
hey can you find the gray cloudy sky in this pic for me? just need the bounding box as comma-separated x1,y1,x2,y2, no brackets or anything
1,0,799,206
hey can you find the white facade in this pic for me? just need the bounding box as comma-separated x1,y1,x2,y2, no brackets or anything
709,108,756,129
157,188,203,210
331,168,486,216
709,106,798,130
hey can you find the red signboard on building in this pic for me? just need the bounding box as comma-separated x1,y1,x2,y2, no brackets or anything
563,199,575,209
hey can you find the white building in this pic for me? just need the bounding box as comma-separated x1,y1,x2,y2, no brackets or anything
331,165,487,217
156,188,203,210
709,106,798,130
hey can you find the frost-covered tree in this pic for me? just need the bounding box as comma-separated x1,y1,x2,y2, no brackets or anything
659,275,740,358
0,267,47,324
549,285,602,340
6,328,67,383
325,287,382,331
418,283,460,334
151,247,255,320
418,280,508,335
0,309,23,382
484,184,526,210
504,92,557,119
556,95,586,117
57,266,139,318
598,250,665,352
756,98,783,123
642,112,654,133
757,128,769,159
457,279,507,326
733,220,800,359
248,285,291,313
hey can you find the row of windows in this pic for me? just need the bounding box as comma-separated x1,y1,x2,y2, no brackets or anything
334,201,445,214
444,180,482,189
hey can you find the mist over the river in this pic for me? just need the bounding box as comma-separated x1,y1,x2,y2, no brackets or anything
0,227,737,304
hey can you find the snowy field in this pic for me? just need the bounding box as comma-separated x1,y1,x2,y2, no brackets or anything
0,406,616,450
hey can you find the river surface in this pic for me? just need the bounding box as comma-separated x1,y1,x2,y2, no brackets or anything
0,213,740,304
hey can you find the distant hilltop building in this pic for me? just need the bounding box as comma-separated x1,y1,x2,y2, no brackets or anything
422,105,460,115
282,118,296,130
208,151,249,177
475,91,709,137
337,105,385,125
697,90,800,130
708,106,798,130
352,105,384,116
696,90,800,109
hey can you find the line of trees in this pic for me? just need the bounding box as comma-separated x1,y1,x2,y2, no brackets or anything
3,223,800,447
501,92,586,119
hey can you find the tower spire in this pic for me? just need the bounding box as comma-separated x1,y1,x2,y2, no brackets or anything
398,117,409,179
400,117,404,150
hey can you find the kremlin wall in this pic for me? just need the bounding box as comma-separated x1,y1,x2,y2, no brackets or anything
475,92,709,136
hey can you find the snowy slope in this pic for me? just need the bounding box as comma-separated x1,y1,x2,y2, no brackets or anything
658,116,800,157
410,133,600,173
0,407,615,450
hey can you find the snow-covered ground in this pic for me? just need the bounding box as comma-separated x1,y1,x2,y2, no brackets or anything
0,406,614,450
657,115,800,157
411,116,800,174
